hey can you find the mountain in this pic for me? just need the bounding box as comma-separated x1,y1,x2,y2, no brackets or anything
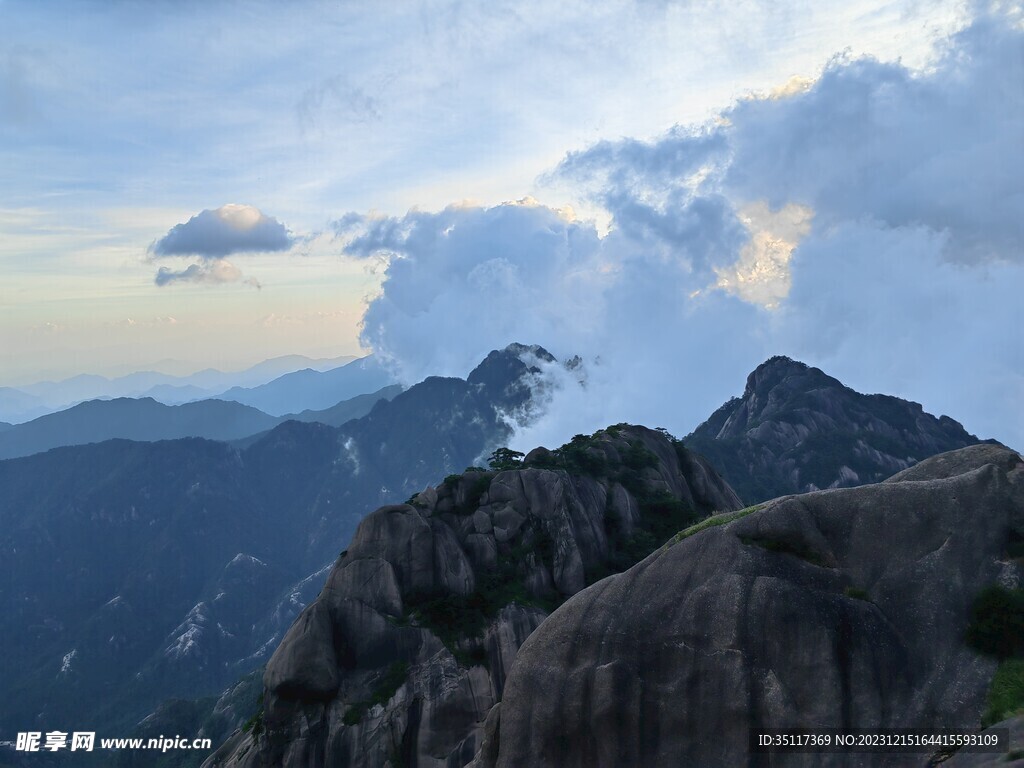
133,354,360,404
204,425,742,768
0,345,550,749
0,398,281,461
0,421,12,433
283,384,403,428
0,384,404,462
206,442,1024,768
683,355,982,504
474,444,1024,767
215,356,396,416
0,386,48,424
0,355,358,422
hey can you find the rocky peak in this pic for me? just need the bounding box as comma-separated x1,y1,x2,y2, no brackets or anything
684,356,983,503
466,343,554,400
204,425,741,768
480,444,1024,767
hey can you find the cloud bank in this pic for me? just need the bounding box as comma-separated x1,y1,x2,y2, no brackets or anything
150,204,292,286
341,9,1024,451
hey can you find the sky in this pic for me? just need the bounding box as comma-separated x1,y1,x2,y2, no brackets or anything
1,1,1022,448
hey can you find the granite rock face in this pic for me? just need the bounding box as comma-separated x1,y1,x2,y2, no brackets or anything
204,426,741,768
482,444,1024,768
684,356,983,503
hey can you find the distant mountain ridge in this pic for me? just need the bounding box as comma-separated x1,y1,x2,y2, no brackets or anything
216,356,397,416
0,398,279,461
0,354,359,423
0,385,403,461
683,355,983,504
0,344,550,745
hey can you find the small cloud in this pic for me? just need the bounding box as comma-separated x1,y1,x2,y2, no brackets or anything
259,312,299,327
154,260,261,289
150,204,287,288
297,76,382,135
150,204,293,259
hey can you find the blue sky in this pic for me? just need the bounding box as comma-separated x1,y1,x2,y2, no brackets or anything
2,1,1022,448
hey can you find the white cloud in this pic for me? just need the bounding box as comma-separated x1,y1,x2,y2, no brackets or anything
154,260,261,289
342,8,1024,452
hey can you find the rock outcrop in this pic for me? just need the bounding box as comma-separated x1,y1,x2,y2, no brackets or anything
684,356,982,503
204,425,741,767
482,443,1024,767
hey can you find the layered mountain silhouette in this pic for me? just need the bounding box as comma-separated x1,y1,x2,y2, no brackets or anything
215,356,396,416
0,385,402,461
0,398,280,461
0,354,359,423
0,345,549,748
683,355,982,504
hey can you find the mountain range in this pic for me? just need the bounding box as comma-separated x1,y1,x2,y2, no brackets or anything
0,385,403,462
0,345,549,751
0,347,1008,767
213,356,395,416
0,354,366,424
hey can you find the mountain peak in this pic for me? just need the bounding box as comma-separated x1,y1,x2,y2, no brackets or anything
742,355,839,400
466,343,555,396
685,356,981,503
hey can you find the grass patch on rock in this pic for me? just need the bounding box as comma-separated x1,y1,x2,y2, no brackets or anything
983,659,1024,727
671,504,763,545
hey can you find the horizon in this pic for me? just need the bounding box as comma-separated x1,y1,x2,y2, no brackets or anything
2,1,1021,449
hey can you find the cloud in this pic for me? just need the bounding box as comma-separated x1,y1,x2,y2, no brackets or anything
720,12,1024,264
340,9,1024,453
714,202,814,308
154,260,261,289
149,204,290,287
151,204,293,259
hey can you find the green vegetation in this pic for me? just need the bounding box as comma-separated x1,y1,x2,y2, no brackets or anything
342,661,410,726
462,474,493,512
524,431,609,476
671,505,763,544
983,659,1024,727
843,586,871,601
965,586,1024,728
966,586,1024,659
593,489,700,581
488,447,525,470
403,536,560,667
241,705,264,738
438,470,495,515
